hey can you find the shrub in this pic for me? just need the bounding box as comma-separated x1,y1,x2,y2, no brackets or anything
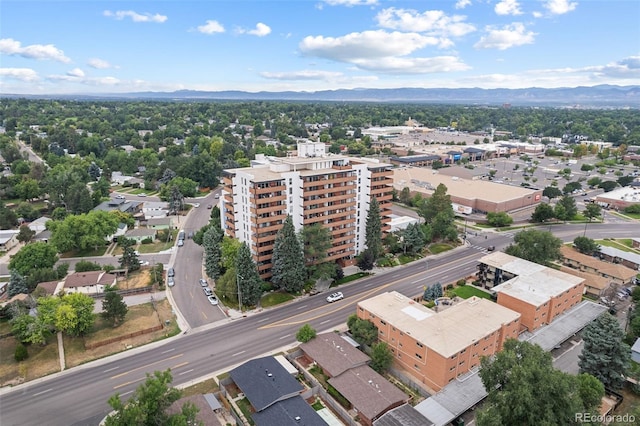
456,279,466,286
14,342,28,362
141,237,153,244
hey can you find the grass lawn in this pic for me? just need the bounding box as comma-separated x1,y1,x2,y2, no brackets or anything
398,253,421,264
453,286,493,300
596,239,640,253
0,333,60,387
260,291,294,308
236,398,255,426
180,378,218,397
333,272,371,286
622,212,640,219
0,319,12,335
59,245,109,258
311,400,324,411
428,243,454,254
137,234,177,253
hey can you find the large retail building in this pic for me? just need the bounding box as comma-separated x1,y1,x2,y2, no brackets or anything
221,143,393,279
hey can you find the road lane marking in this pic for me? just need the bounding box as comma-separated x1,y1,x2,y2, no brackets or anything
279,334,292,340
201,310,208,320
232,350,246,357
320,320,330,325
113,377,146,390
110,354,183,379
411,277,428,284
103,366,119,373
161,348,175,354
296,305,308,310
33,388,53,397
172,362,189,369
121,390,133,396
257,317,270,323
179,369,194,376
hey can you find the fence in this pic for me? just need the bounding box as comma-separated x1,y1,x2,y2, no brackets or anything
84,324,163,349
88,286,154,299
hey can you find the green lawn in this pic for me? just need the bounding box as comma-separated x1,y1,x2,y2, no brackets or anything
428,243,454,254
398,253,422,264
260,292,294,308
333,272,371,286
137,233,177,253
453,286,493,300
596,239,640,253
236,398,255,426
59,245,108,258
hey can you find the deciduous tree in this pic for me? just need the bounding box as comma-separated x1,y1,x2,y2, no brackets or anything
9,242,59,276
504,229,562,266
296,324,317,343
370,342,393,374
347,315,378,346
573,236,600,255
271,216,306,292
486,212,513,228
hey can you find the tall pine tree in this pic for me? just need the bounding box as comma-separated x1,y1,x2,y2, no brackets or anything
203,226,224,279
235,243,263,308
271,216,306,292
364,197,382,260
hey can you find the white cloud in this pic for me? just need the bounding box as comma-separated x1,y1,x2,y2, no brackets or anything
103,10,167,23
455,0,472,9
0,67,39,82
260,70,344,80
87,58,114,69
495,0,523,16
542,0,578,15
474,23,536,50
532,11,543,18
352,55,471,74
321,0,378,6
585,56,640,79
197,20,225,35
0,38,71,62
300,30,438,61
67,68,85,78
237,23,272,37
375,8,476,39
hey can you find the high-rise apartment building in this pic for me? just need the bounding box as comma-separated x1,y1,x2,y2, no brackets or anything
221,142,393,279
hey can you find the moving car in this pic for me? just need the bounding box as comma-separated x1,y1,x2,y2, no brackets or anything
487,245,496,252
207,204,213,209
167,277,175,287
326,292,344,303
207,295,219,305
199,279,208,287
193,203,200,208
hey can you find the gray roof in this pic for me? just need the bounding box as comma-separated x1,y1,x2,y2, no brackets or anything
632,338,640,354
230,356,303,412
596,245,640,266
300,332,370,377
374,404,434,426
125,228,156,237
393,155,441,163
252,396,325,426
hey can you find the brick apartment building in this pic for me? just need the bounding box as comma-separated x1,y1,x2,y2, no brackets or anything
221,142,393,278
559,246,637,286
477,252,585,332
357,291,521,392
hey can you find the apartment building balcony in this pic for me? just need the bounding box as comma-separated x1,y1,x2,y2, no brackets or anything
303,192,355,206
304,201,357,215
302,175,354,188
255,212,288,225
250,204,287,215
250,184,286,195
332,164,352,170
251,223,284,234
332,234,355,245
304,183,356,197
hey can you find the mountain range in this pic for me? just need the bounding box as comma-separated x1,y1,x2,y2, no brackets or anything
4,85,640,107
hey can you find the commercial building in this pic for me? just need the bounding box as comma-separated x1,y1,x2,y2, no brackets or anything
221,142,393,278
393,167,542,213
357,291,520,392
477,252,585,332
594,186,640,210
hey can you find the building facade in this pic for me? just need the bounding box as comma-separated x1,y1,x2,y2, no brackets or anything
357,291,520,392
221,143,393,278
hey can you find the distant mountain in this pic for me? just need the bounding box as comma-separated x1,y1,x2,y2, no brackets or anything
4,85,640,107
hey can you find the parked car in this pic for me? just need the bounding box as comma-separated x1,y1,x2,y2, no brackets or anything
115,194,125,199
203,287,213,296
326,292,344,303
167,267,175,277
214,194,220,199
167,277,175,287
177,239,184,247
207,295,219,305
139,260,149,266
207,204,213,209
199,279,208,287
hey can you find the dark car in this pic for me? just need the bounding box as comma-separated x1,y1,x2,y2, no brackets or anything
487,246,496,252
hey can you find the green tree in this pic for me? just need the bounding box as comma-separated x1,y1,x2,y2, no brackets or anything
573,236,600,255
364,197,383,260
47,210,119,253
203,226,224,279
235,243,263,308
542,186,562,199
418,183,456,241
7,270,29,297
301,223,332,278
75,260,103,272
296,324,317,343
16,224,36,244
14,342,28,361
102,286,128,327
55,293,95,336
478,339,604,426
271,216,306,292
531,203,555,223
10,314,48,345
562,181,582,195
118,237,140,272
220,236,241,271
599,180,618,192
579,313,630,390
555,195,578,220
9,242,59,276
399,187,412,205
370,342,393,374
587,176,602,188
104,369,199,426
583,203,602,222
401,223,425,254
15,178,41,200
347,315,378,346
356,249,376,271
504,229,562,266
486,212,513,228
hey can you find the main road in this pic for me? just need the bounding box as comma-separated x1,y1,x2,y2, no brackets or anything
1,223,638,426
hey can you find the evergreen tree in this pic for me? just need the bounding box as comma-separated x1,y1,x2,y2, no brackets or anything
579,313,630,390
235,243,263,308
102,286,128,327
402,223,425,254
423,285,434,301
432,282,443,299
301,223,332,278
364,197,382,260
271,216,306,292
118,237,140,272
418,183,456,241
8,270,28,297
203,226,224,279
357,249,375,271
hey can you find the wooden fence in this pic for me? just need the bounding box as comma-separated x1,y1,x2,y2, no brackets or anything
84,324,163,349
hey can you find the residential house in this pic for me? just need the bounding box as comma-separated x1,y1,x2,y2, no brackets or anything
63,271,116,295
328,365,410,426
0,282,7,299
125,228,156,243
559,246,637,286
228,356,324,426
632,339,640,363
595,245,640,271
299,332,370,378
106,223,128,243
166,394,223,426
373,404,435,426
93,198,143,217
558,266,611,298
142,201,170,220
35,280,64,296
357,292,520,392
0,230,19,251
145,217,173,230
632,238,640,250
27,216,50,234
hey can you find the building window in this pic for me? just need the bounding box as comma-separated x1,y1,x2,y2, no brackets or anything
414,364,420,370
416,342,424,348
380,320,387,325
416,354,423,359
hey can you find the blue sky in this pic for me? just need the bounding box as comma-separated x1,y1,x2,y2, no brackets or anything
1,0,639,94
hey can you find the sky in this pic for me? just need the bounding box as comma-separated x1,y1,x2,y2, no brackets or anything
1,0,639,95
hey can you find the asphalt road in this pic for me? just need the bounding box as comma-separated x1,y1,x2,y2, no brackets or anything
2,222,638,426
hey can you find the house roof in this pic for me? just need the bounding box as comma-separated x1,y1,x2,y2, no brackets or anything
35,280,62,295
632,338,640,354
596,245,640,266
166,394,222,426
300,332,370,377
374,404,434,426
560,246,637,281
125,228,157,237
27,216,51,231
146,217,172,226
0,230,18,244
230,356,303,412
558,266,610,291
64,271,116,288
358,292,520,358
328,365,408,421
252,396,325,426
392,155,442,163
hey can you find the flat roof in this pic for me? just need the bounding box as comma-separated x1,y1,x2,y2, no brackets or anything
393,167,539,204
596,186,640,203
358,292,520,358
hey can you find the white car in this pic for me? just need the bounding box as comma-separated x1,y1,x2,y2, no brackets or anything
326,292,344,303
193,203,200,208
167,277,175,287
138,260,149,266
207,295,219,305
